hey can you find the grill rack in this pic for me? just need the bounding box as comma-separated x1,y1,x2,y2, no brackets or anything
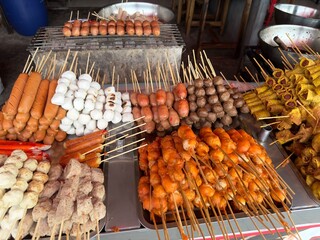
28,24,185,51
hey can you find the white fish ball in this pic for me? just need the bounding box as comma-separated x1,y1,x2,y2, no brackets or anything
121,92,130,101
115,104,123,113
75,125,85,136
87,87,98,97
104,86,115,95
90,109,103,120
58,78,70,86
78,114,91,125
65,90,74,98
73,120,83,129
86,120,96,131
67,126,76,135
61,117,73,126
61,70,76,81
62,97,73,110
90,81,101,90
112,111,122,124
84,99,95,112
86,94,96,102
79,73,92,82
95,101,104,110
51,93,65,105
74,98,84,111
97,119,108,130
59,123,72,132
98,89,104,95
96,95,105,103
69,83,78,91
78,80,91,91
75,89,87,99
67,108,79,121
103,109,114,122
122,113,134,122
55,83,68,94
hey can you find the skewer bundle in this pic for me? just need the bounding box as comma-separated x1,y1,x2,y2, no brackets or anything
63,11,160,37
243,54,320,200
29,159,106,239
0,150,50,239
138,125,297,240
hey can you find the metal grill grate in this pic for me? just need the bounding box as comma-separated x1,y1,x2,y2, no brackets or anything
27,24,185,51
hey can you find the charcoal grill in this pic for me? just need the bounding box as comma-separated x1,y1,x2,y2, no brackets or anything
27,24,185,82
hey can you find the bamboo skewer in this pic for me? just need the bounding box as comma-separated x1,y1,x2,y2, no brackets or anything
260,121,280,128
85,52,90,74
108,116,145,133
276,152,294,170
102,144,148,162
104,138,145,156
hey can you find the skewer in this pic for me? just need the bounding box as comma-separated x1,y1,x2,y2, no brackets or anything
104,138,146,156
258,53,275,71
151,213,161,240
166,52,176,85
172,196,187,240
297,100,316,120
147,58,154,92
244,66,259,85
89,62,95,76
22,55,31,73
59,49,71,76
286,33,303,57
179,205,191,239
58,220,64,240
278,48,293,70
220,72,231,88
101,144,148,162
50,224,57,240
69,11,73,21
117,75,120,92
258,115,289,120
203,50,216,77
108,116,145,133
161,213,170,240
69,51,78,71
174,58,181,83
32,219,41,240
260,121,280,128
86,52,90,74
83,134,129,155
276,152,294,169
26,47,39,73
253,58,268,77
104,123,146,141
287,53,299,64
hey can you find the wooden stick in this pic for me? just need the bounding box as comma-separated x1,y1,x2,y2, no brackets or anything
124,129,147,139
32,220,41,240
69,51,78,71
77,10,79,20
59,49,71,76
260,121,280,128
108,116,145,133
22,55,31,73
50,223,57,240
278,48,293,70
244,66,259,85
69,11,73,21
258,53,275,71
297,100,316,120
220,72,231,88
101,144,148,162
26,47,39,73
89,62,95,76
58,220,64,240
105,123,146,141
258,115,289,120
105,138,145,155
203,50,216,77
161,213,170,240
166,52,176,85
253,57,268,77
86,52,90,74
286,33,303,57
151,213,161,240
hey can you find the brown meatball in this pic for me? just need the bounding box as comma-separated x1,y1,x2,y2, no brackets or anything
206,112,217,123
185,117,194,125
223,100,234,112
213,76,224,86
197,108,208,118
195,88,206,97
188,94,197,102
187,85,195,95
203,78,213,87
202,121,212,128
219,91,230,102
221,115,233,126
212,103,223,113
205,86,216,96
216,85,227,93
234,99,245,108
240,105,250,113
189,112,200,123
216,111,225,118
208,95,219,104
194,121,202,130
196,97,206,108
189,101,198,112
232,92,241,99
204,103,212,112
227,107,238,117
194,79,204,88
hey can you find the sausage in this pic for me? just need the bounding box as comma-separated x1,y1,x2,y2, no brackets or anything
197,108,208,118
108,25,116,35
194,79,203,88
160,120,171,130
117,20,125,27
135,26,143,36
144,121,155,134
150,20,159,28
196,97,206,108
62,27,72,37
152,106,160,123
90,26,99,36
99,25,107,35
64,22,72,28
34,129,46,142
156,123,165,132
137,93,149,107
189,101,197,112
189,112,200,123
108,20,116,27
166,92,174,108
3,73,28,116
174,99,189,118
80,26,89,36
213,76,224,85
203,78,213,87
142,20,150,28
126,20,134,27
46,127,58,137
73,20,82,27
143,26,152,36
55,107,67,120
141,106,153,122
219,91,230,102
188,94,197,102
2,119,13,131
149,93,157,107
18,72,42,114
173,83,187,100
205,86,216,96
152,26,160,36
130,92,138,106
71,27,80,36
132,106,142,121
187,85,195,95
30,79,49,120
168,109,180,127
116,25,125,35
15,112,30,123
195,88,206,97
50,119,61,131
55,130,67,142
208,95,219,104
212,103,223,113
134,20,142,27
126,25,135,35
43,135,55,145
158,105,169,121
156,89,166,105
99,20,108,26
43,80,59,121
13,119,25,133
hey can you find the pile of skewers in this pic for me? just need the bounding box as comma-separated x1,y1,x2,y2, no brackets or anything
62,11,160,37
138,125,298,240
28,159,106,239
242,39,320,200
0,51,67,144
0,150,51,239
